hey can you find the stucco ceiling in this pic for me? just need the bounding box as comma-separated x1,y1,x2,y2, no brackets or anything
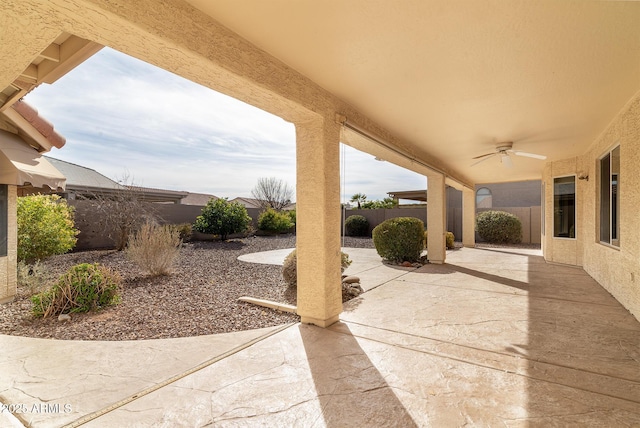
184,0,640,184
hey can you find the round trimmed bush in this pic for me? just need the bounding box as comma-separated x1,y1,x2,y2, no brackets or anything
424,230,456,250
476,210,522,244
258,208,293,234
345,215,369,236
194,198,252,240
372,217,425,263
282,250,352,287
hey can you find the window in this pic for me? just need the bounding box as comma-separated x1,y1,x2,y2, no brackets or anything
553,176,575,238
600,146,620,246
476,187,492,208
0,185,6,257
541,182,545,236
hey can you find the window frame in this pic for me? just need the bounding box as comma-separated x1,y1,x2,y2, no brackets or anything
598,145,620,248
0,185,7,257
541,181,545,236
552,175,577,240
476,187,492,208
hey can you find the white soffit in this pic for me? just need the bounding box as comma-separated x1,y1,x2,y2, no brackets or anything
0,130,66,190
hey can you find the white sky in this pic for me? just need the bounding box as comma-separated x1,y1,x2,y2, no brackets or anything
25,48,426,202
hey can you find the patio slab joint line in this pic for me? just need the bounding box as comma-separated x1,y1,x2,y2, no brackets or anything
336,320,640,406
362,264,421,293
62,322,296,428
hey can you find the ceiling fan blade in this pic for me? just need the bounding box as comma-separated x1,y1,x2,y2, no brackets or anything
471,153,497,166
501,154,513,168
472,152,496,160
511,150,547,160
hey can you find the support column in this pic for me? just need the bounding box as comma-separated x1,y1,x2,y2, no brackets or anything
426,173,446,264
295,116,342,327
462,187,476,248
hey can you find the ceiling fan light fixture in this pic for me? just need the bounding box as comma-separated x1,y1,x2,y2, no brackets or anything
471,140,546,168
501,153,513,168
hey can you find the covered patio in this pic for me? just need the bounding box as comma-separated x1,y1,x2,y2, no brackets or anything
2,0,640,326
2,2,640,425
1,246,639,426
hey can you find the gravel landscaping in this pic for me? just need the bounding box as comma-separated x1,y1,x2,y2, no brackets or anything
0,235,374,341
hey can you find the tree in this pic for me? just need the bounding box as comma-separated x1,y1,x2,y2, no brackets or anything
350,193,367,209
194,198,252,240
251,177,294,210
361,197,398,209
17,194,79,262
82,175,157,251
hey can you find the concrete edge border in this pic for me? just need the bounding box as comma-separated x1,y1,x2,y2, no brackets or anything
238,296,297,314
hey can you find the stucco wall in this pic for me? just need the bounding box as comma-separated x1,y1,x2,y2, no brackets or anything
543,91,640,320
581,92,640,320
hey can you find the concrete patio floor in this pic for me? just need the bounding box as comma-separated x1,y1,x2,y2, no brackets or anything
1,246,639,427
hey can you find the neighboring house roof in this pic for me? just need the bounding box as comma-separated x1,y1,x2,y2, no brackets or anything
230,197,295,210
45,157,124,192
127,185,189,204
181,192,217,206
230,197,262,209
387,190,428,202
44,157,189,203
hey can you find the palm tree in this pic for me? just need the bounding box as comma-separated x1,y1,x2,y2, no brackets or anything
350,193,367,209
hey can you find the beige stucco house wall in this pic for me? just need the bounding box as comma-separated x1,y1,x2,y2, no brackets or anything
543,90,640,319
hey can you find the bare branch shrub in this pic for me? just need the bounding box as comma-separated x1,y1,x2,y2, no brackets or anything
126,222,181,276
251,177,294,211
81,174,157,250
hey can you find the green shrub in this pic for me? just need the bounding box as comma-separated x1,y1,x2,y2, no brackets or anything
31,263,121,318
424,231,456,250
372,217,424,263
194,198,252,240
287,209,296,226
258,208,293,233
282,249,352,287
126,222,181,276
169,223,192,242
345,215,369,236
476,210,522,244
17,194,79,262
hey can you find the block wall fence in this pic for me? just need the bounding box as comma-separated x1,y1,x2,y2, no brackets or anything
69,201,540,251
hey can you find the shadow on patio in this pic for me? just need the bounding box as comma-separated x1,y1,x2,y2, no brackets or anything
338,246,640,425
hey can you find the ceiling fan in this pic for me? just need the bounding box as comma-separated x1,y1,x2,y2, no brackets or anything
471,142,546,168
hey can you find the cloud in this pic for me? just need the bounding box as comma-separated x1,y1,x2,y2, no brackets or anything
25,48,425,200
